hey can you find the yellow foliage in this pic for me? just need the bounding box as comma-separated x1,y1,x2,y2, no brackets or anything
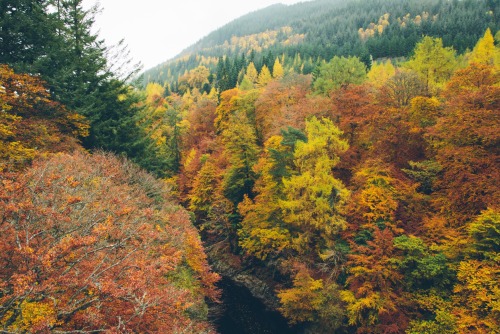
469,28,498,66
453,260,500,333
245,62,259,84
359,185,398,225
272,58,284,79
367,60,396,88
257,65,273,87
278,270,324,323
340,290,382,327
145,82,165,105
8,300,58,332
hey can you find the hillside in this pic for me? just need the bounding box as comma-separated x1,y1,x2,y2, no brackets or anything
142,0,499,89
1,0,499,332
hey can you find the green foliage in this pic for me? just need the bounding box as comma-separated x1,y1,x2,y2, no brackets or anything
143,0,499,90
467,209,500,261
394,235,455,290
407,310,458,334
403,160,442,194
222,112,259,205
405,36,457,93
312,56,367,95
268,127,307,181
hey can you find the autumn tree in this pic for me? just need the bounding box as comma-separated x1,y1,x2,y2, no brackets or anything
405,36,458,94
254,74,311,143
312,56,366,95
380,69,426,107
469,28,498,66
280,117,349,253
452,209,500,333
367,60,396,88
341,227,407,333
0,152,219,333
331,83,379,173
278,264,345,331
429,63,500,225
257,64,273,87
188,157,233,238
214,88,240,134
272,58,285,79
238,136,293,260
0,65,88,171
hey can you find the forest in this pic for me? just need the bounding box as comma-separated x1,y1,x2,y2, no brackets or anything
1,0,499,333
143,0,499,91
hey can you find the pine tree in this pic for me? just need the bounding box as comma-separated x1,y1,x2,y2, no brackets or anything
257,65,273,87
272,58,285,79
469,28,498,66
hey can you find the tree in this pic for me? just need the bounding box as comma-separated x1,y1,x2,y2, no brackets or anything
429,63,499,225
254,74,312,142
367,60,396,88
405,36,457,94
280,117,349,253
469,28,498,66
214,88,240,134
312,56,366,95
0,0,58,71
0,65,88,171
341,228,406,333
393,235,454,291
2,0,145,167
277,266,325,323
222,112,259,205
272,58,285,79
257,64,273,87
381,69,426,107
189,160,219,219
245,61,259,84
0,152,219,333
452,209,500,333
238,136,292,260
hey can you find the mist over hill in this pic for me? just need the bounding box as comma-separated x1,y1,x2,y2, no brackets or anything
142,0,499,88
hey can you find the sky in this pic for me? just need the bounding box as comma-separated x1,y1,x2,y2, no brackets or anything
82,0,308,70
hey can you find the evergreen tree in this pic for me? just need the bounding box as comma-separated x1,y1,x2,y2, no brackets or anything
0,0,58,71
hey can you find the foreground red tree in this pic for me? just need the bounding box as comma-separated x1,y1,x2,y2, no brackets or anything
0,152,219,333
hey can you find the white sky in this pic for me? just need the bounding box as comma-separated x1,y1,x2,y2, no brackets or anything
82,0,307,69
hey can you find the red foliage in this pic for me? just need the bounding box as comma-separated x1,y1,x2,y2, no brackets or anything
0,152,218,333
429,64,500,225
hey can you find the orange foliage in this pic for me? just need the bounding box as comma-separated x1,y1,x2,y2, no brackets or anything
0,65,88,171
430,63,500,225
0,152,218,333
254,74,312,141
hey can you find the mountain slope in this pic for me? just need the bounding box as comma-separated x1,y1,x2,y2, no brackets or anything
142,0,499,87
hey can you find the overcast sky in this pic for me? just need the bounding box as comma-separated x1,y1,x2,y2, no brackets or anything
82,0,308,69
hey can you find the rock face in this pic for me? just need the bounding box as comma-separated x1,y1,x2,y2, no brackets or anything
232,273,278,308
207,242,280,310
